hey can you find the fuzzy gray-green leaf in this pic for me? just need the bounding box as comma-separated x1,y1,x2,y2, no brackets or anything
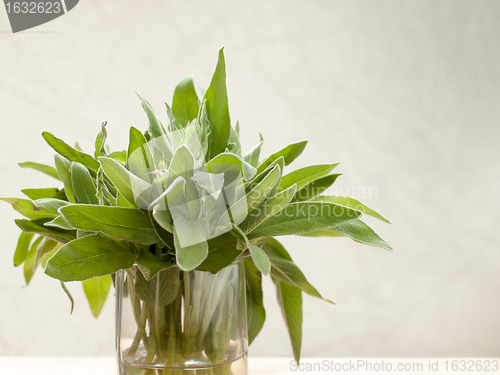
83,275,112,318
18,161,60,180
59,205,158,245
204,47,231,158
45,234,136,282
247,201,361,239
172,76,199,128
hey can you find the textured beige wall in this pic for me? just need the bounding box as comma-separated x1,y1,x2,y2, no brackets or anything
0,0,499,358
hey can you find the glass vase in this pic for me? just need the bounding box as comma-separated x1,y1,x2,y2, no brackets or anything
115,260,248,375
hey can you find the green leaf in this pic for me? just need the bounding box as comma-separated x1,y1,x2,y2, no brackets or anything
134,267,180,307
227,122,242,154
15,219,77,243
170,145,195,179
18,161,60,180
45,234,136,282
256,140,308,174
247,201,361,239
14,232,34,266
292,174,341,202
24,236,43,284
204,47,231,158
240,184,297,234
279,163,339,191
173,217,209,271
244,258,266,345
54,155,76,203
136,247,175,280
42,131,100,172
172,76,200,128
99,156,152,208
274,279,302,364
127,126,155,183
94,122,108,158
0,197,69,220
82,275,112,318
60,282,74,314
244,164,281,213
260,237,333,303
21,187,66,201
108,150,127,165
71,162,98,205
232,225,270,276
313,196,391,224
59,205,158,245
44,216,75,230
135,91,166,138
206,152,256,181
196,232,241,273
299,219,393,251
191,171,225,199
243,133,264,168
35,238,59,268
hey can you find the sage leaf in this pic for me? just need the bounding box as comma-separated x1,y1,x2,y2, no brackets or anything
204,47,231,158
299,219,393,251
0,197,68,220
292,174,341,202
245,258,266,345
22,187,66,201
54,154,76,203
24,236,43,284
58,205,158,245
42,131,100,172
256,140,308,175
135,91,166,138
173,217,208,271
18,161,60,180
313,196,391,224
172,75,199,128
60,282,74,314
99,156,152,208
244,164,280,213
243,133,264,168
82,275,112,318
227,122,242,154
274,279,302,364
14,232,34,266
134,267,180,307
35,238,59,268
127,126,155,183
136,247,175,280
191,171,224,199
232,225,270,276
71,162,98,205
94,122,108,158
279,163,339,191
108,150,128,165
247,201,361,239
44,216,75,230
206,152,256,181
45,234,136,282
240,184,297,235
170,145,195,180
15,219,77,243
196,232,240,273
260,237,333,303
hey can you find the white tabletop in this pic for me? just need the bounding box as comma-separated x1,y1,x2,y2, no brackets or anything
0,357,296,375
